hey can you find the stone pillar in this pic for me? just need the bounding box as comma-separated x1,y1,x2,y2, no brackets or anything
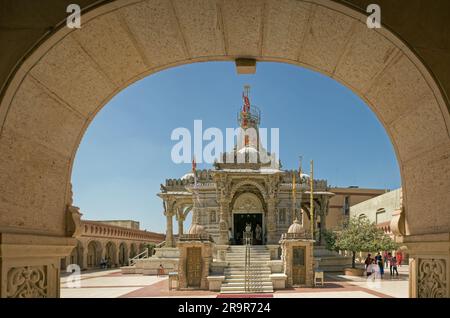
405,235,450,298
267,198,277,244
178,216,184,236
165,212,174,248
218,199,229,245
318,198,328,246
0,233,76,298
82,248,88,270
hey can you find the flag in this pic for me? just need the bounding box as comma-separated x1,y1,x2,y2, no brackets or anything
192,156,198,188
292,172,297,221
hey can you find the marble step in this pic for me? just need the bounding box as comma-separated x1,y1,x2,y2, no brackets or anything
220,287,274,293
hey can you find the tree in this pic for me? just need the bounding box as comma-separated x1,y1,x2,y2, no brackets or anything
334,216,398,268
322,229,338,252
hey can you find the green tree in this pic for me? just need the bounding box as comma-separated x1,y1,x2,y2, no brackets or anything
335,216,398,268
322,229,338,252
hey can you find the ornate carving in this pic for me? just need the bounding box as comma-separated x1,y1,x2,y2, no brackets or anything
233,192,263,211
267,175,279,199
7,266,48,298
418,258,447,298
66,183,82,237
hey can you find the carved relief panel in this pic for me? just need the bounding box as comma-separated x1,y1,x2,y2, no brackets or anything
418,258,447,298
292,247,306,285
7,266,48,298
186,247,202,288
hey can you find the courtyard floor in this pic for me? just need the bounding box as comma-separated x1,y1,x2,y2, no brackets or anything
61,265,409,298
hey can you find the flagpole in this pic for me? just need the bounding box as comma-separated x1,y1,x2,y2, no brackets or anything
292,171,296,223
310,160,314,241
298,156,302,225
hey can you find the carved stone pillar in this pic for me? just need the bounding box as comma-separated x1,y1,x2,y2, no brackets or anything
178,215,184,236
0,233,76,298
218,199,229,245
318,197,329,246
82,248,88,270
165,212,174,248
405,234,450,298
267,198,277,244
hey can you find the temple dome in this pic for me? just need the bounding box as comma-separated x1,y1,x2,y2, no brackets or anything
181,172,195,180
287,219,305,234
237,146,258,154
300,173,310,180
188,223,205,235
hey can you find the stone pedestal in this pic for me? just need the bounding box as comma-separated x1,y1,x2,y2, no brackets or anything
215,244,229,261
266,244,281,260
280,238,314,288
405,233,450,298
177,240,213,290
0,233,76,298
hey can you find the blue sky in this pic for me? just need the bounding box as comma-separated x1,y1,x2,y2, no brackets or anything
71,61,401,233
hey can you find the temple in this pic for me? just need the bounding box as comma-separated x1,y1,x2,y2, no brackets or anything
122,87,389,293
159,86,333,247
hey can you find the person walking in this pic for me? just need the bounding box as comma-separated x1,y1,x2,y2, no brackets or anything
157,264,165,277
376,253,384,277
364,253,372,272
383,251,390,268
396,251,403,267
390,256,399,277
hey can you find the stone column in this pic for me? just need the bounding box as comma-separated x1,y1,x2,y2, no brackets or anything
165,212,174,247
405,235,450,298
218,199,229,245
82,248,88,270
267,198,277,244
318,197,328,246
178,216,184,236
0,233,76,298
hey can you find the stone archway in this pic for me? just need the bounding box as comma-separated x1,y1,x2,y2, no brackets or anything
87,240,101,269
104,242,117,267
129,243,137,259
118,242,128,266
0,0,449,298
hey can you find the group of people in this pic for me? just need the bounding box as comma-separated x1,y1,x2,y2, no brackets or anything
364,251,403,279
228,223,263,245
100,257,111,269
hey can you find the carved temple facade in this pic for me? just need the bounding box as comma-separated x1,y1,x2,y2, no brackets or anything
159,89,336,248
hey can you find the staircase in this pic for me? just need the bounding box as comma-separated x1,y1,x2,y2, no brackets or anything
220,245,273,294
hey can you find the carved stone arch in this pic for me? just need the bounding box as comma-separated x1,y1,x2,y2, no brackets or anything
232,192,264,212
230,180,268,201
182,205,193,220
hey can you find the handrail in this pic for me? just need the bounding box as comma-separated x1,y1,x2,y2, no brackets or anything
155,241,166,248
243,231,252,293
128,248,149,266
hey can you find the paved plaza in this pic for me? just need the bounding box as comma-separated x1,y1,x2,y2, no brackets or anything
61,266,409,298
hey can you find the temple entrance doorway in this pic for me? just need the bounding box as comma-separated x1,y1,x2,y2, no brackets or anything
233,212,264,245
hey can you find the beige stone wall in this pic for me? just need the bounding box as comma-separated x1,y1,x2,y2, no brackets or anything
96,220,140,230
350,188,402,225
327,188,387,230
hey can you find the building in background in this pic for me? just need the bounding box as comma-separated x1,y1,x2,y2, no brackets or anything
61,219,165,271
350,188,402,239
327,187,388,231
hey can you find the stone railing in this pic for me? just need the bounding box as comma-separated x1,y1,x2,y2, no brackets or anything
178,233,213,242
281,232,312,240
81,220,165,242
